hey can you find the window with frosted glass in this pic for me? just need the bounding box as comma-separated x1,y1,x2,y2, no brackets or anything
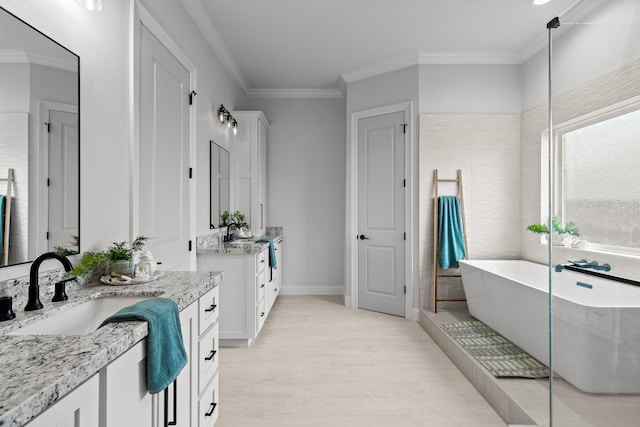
560,109,640,250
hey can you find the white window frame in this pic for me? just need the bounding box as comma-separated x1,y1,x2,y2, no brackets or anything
550,95,640,257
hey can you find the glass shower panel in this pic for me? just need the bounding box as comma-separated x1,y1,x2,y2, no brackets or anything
548,0,640,425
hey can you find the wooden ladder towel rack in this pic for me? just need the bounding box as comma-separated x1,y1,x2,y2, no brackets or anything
433,169,468,313
1,168,14,266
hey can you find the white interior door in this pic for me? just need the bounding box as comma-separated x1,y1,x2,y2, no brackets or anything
357,112,406,317
48,110,79,252
139,24,190,271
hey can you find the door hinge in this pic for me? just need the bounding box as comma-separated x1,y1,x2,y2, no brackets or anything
47,178,50,187
404,232,406,240
404,285,407,294
403,179,406,188
188,240,192,251
44,122,51,133
189,90,197,105
189,167,193,178
46,231,49,240
401,123,407,134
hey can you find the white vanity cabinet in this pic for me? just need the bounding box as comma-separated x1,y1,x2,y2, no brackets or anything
197,286,220,426
25,374,99,427
265,237,283,317
198,245,275,347
101,339,153,427
102,286,219,427
235,111,268,237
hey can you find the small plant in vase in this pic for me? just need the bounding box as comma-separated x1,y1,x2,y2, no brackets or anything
71,236,150,280
527,217,580,246
220,210,250,241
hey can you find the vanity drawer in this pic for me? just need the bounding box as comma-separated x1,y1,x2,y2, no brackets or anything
198,320,219,395
257,249,267,272
257,298,266,332
257,270,266,303
198,371,219,427
198,286,219,336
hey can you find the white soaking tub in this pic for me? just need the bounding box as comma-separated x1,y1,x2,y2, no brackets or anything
459,259,640,393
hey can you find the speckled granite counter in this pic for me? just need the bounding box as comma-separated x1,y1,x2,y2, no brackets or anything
0,270,222,427
196,228,283,256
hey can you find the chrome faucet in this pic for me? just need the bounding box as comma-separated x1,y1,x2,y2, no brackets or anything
25,252,73,311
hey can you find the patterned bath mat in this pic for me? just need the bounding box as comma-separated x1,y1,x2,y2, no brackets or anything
440,320,549,378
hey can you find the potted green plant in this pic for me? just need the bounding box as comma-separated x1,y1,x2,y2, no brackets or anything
527,217,580,246
219,210,250,240
71,236,150,280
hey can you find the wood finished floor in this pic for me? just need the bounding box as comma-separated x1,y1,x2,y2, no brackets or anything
216,296,506,427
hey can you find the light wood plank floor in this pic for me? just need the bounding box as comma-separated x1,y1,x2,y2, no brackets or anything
216,296,506,427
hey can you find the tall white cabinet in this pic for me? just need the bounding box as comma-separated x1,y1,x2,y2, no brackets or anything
234,111,268,237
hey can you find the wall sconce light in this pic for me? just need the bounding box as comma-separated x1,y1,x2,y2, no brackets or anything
217,105,226,124
75,0,103,11
217,104,238,135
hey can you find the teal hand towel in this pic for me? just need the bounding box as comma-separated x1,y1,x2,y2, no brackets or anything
256,237,277,269
438,196,467,269
99,297,187,394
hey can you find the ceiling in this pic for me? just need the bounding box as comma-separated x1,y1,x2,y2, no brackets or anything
183,0,606,97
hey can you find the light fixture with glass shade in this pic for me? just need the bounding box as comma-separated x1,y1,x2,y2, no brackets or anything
75,0,103,11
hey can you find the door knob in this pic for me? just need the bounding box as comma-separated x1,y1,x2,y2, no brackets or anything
359,234,369,240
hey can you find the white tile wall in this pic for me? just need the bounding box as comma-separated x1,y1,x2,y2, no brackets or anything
419,114,521,311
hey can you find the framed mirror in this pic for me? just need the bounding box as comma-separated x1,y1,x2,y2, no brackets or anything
210,141,230,229
0,6,80,267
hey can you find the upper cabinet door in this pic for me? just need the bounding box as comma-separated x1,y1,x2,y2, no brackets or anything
235,112,269,237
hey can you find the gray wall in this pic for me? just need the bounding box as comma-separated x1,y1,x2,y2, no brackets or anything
240,97,346,295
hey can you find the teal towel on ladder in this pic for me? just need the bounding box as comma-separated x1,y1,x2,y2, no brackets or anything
256,237,277,269
99,297,187,394
438,195,467,269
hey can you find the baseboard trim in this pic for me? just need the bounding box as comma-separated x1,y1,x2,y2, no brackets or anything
280,285,344,296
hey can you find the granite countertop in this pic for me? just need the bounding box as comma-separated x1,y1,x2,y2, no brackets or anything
197,231,283,256
0,270,222,427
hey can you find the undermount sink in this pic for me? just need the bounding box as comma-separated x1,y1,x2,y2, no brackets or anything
7,295,162,336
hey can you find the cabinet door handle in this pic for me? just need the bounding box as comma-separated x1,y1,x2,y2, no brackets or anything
205,402,217,417
205,350,217,361
163,379,178,426
205,304,217,313
260,312,265,317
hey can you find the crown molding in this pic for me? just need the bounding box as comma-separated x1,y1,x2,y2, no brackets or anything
0,49,77,72
181,0,611,94
517,0,609,62
180,0,249,93
341,55,419,84
246,88,344,99
419,51,521,65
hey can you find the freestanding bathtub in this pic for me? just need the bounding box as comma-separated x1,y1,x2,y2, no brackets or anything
459,259,640,393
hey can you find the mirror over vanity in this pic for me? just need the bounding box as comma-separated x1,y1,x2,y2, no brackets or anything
210,141,230,229
0,6,80,267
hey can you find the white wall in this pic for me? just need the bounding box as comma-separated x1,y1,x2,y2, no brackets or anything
239,97,346,295
520,0,640,279
0,0,245,281
419,64,521,114
418,64,521,312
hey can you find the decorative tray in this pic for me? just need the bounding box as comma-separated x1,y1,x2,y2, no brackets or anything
100,271,164,286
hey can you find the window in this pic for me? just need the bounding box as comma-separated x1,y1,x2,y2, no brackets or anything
553,103,640,254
